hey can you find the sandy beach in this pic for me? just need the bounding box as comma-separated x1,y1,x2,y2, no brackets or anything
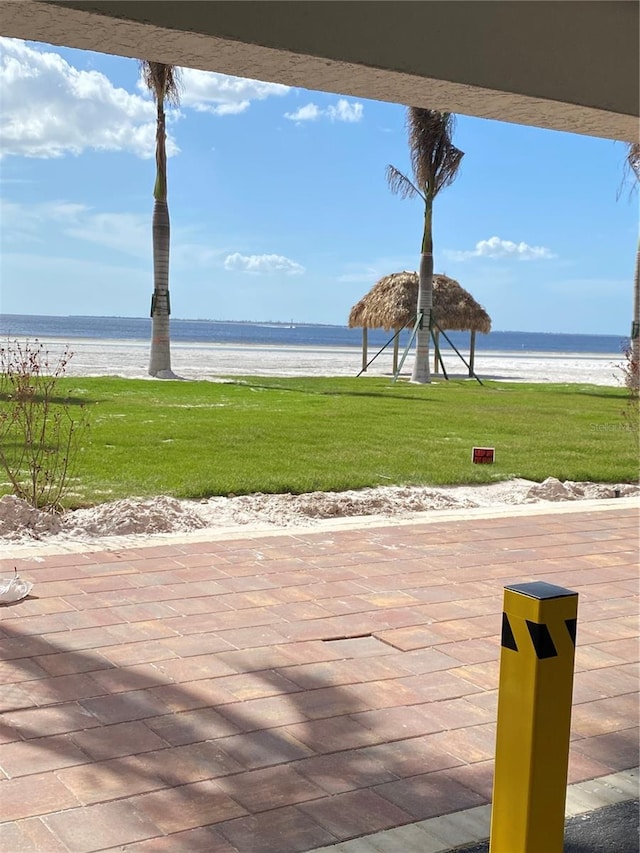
22,336,626,386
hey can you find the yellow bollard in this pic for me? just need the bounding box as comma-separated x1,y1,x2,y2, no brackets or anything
490,581,578,853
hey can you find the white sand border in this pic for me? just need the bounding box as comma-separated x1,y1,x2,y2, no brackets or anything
1,478,638,558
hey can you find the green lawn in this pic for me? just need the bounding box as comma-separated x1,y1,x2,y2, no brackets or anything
4,376,637,508
0,377,638,507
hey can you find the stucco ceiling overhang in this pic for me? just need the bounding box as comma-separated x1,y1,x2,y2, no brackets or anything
0,0,638,142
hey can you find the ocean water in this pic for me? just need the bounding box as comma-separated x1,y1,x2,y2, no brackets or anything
0,313,628,355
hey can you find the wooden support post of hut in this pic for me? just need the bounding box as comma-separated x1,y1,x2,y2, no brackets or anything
469,329,476,377
348,271,491,378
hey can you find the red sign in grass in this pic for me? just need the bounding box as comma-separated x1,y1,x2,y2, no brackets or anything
472,447,495,464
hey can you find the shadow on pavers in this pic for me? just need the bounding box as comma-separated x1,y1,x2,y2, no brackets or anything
450,799,639,853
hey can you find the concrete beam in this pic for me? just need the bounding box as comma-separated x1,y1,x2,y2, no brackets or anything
1,0,637,141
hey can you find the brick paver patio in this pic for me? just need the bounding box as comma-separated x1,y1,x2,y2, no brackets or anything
0,502,638,852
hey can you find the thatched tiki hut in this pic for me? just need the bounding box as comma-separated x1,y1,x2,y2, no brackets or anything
349,271,491,376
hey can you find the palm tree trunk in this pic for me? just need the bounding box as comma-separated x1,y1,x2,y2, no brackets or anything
148,102,173,378
149,198,172,376
411,197,433,384
632,238,640,393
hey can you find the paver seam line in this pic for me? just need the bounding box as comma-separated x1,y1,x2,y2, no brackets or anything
3,614,637,677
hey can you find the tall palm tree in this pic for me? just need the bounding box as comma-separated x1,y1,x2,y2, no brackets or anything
625,143,639,393
139,61,181,378
387,109,464,383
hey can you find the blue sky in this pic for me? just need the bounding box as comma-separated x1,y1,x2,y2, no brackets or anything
1,37,637,335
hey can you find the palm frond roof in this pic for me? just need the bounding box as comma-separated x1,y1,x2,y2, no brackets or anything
348,271,491,333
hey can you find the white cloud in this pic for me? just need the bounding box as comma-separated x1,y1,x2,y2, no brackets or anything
66,212,149,258
445,236,556,261
224,252,305,275
1,198,224,268
2,198,88,225
284,103,321,122
69,212,226,267
0,197,90,244
178,68,289,115
285,98,363,124
0,39,290,161
0,38,169,159
327,100,364,123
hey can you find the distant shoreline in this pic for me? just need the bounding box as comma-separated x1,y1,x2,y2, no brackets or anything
0,314,628,358
0,312,629,339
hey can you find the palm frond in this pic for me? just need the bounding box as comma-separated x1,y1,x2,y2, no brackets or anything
407,108,464,197
617,141,640,201
139,61,182,106
386,165,423,200
628,142,640,182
